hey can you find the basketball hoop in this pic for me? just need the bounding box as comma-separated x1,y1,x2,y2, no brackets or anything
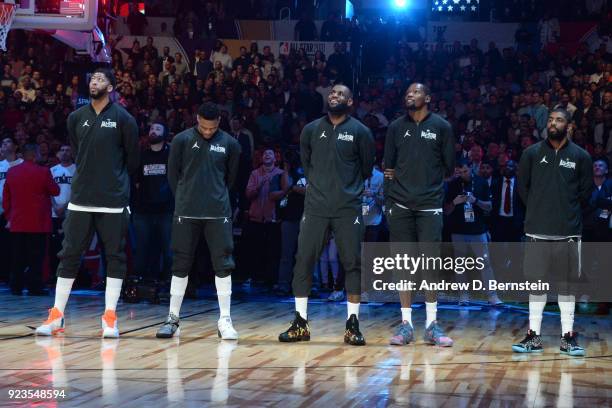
0,2,16,52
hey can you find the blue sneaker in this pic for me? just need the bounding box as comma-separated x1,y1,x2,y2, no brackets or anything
560,332,585,357
423,321,453,347
389,321,414,345
512,330,543,353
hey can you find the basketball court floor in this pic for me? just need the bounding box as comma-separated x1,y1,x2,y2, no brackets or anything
0,291,610,407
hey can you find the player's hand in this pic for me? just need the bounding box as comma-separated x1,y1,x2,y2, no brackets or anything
384,168,395,180
453,195,467,205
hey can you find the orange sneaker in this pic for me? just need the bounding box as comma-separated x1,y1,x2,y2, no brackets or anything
101,310,119,338
35,307,65,336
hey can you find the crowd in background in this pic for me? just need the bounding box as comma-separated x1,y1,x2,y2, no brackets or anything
0,1,611,298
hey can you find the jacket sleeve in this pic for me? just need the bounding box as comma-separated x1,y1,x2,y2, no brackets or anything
360,126,376,180
300,123,312,179
121,112,141,176
578,153,594,208
517,148,532,204
383,124,397,170
226,138,242,190
46,169,60,197
67,112,78,159
167,137,182,195
441,121,456,177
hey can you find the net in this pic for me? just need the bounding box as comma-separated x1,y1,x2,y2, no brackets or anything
0,3,16,52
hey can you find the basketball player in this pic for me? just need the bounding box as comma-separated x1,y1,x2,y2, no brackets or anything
36,67,139,338
278,84,375,346
512,109,592,356
156,103,241,339
384,83,456,347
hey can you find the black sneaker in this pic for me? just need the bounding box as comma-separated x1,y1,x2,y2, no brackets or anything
279,312,310,342
560,332,585,356
512,329,543,353
344,314,366,346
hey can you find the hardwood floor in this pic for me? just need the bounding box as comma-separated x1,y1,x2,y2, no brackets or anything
0,293,610,407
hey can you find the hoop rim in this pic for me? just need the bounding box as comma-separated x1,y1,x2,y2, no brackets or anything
0,3,16,24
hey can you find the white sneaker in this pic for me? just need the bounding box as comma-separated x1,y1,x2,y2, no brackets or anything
217,316,238,340
101,310,119,338
328,290,345,302
36,307,65,336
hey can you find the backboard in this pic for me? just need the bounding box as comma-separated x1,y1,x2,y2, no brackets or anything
9,0,97,31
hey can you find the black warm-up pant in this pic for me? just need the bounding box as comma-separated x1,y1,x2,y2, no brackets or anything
56,210,129,280
386,204,443,282
292,213,364,297
10,232,46,293
170,217,234,279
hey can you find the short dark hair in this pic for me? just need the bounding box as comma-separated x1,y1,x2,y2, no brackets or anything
550,108,570,122
22,143,38,157
198,103,220,120
92,67,117,88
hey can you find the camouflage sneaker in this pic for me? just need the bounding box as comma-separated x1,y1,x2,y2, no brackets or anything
560,332,585,357
279,312,310,342
344,314,366,346
512,329,543,353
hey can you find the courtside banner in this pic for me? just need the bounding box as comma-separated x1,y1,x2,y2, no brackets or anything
361,242,612,302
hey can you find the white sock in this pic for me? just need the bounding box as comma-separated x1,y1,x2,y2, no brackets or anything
558,295,575,335
425,302,437,328
215,275,232,318
53,278,74,314
295,297,308,320
401,307,412,326
105,278,123,311
347,302,360,319
169,276,189,318
529,294,547,334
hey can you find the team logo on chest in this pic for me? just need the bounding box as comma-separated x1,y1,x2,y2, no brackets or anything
559,158,576,169
421,129,437,140
404,129,412,138
210,144,226,154
101,119,117,128
320,131,327,139
82,120,90,127
338,132,354,142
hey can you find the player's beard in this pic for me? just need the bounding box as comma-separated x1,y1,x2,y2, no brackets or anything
89,87,108,100
548,127,567,141
328,101,349,115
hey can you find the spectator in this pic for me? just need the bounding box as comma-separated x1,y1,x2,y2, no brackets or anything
132,122,174,283
444,159,501,306
3,144,59,295
174,52,189,78
276,150,306,295
127,3,148,35
244,148,287,288
0,137,24,283
210,45,233,73
294,12,318,41
142,37,159,60
194,50,213,81
49,144,75,276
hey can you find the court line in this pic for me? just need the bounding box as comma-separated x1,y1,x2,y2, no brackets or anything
0,354,610,371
